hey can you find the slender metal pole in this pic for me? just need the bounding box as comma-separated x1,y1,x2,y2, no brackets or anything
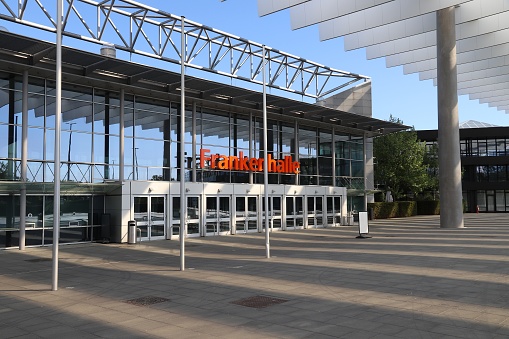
19,70,28,251
66,122,75,181
262,45,270,259
192,102,196,182
180,16,186,271
134,147,139,180
52,0,63,291
119,89,124,181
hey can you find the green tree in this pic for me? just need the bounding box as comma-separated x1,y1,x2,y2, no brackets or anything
374,116,429,200
422,141,439,194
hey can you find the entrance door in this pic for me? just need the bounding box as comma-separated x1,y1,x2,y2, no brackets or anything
307,196,324,228
271,196,282,231
235,196,258,234
327,196,342,227
170,196,200,238
134,195,166,241
261,196,283,232
205,196,231,235
285,196,304,229
487,191,495,212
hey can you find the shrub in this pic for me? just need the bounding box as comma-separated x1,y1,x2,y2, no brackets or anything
416,200,440,215
398,201,417,217
368,201,423,219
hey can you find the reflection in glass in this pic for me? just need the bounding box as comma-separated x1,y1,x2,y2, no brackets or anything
134,197,148,222
187,197,199,219
206,197,217,218
172,197,180,220
248,197,257,217
236,197,245,217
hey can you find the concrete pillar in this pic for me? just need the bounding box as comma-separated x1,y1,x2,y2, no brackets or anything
436,7,464,228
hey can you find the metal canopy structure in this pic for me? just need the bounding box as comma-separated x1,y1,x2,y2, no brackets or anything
258,0,509,113
0,0,369,100
0,30,404,136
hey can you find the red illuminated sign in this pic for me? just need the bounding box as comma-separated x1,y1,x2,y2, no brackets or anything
200,149,300,174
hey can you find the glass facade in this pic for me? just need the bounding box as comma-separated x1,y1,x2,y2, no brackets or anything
0,73,366,186
424,136,509,213
460,138,509,157
0,71,368,248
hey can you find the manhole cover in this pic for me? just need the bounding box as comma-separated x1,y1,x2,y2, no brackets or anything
25,258,52,262
231,295,288,308
125,296,170,306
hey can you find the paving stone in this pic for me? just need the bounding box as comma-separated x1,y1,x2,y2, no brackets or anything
0,214,508,338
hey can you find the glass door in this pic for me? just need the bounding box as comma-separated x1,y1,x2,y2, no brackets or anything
187,196,200,236
247,196,258,233
133,195,166,241
235,197,246,233
307,196,324,228
150,196,165,239
232,196,258,234
262,197,282,231
272,196,282,230
285,196,295,230
286,197,304,229
171,196,200,238
327,196,342,227
487,190,495,212
206,196,231,236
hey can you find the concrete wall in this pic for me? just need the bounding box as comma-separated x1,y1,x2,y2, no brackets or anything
316,81,372,117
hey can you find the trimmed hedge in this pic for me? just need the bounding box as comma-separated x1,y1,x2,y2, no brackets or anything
416,200,440,215
368,201,439,219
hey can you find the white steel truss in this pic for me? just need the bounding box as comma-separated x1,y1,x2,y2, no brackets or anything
0,0,367,99
257,0,509,113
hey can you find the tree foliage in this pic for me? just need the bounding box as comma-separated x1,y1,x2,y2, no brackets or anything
422,141,439,193
373,116,430,200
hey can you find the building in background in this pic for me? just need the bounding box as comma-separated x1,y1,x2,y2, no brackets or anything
418,121,509,213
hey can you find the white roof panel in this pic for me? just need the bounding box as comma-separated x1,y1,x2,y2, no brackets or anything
260,0,509,112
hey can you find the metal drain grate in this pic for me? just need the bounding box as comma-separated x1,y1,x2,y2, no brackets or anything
25,258,52,262
231,295,288,309
125,296,170,306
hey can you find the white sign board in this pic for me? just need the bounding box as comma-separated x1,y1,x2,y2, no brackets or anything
358,212,369,234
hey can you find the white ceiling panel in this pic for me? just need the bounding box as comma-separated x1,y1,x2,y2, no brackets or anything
290,0,395,30
258,0,311,16
459,82,509,95
320,0,472,41
420,55,509,81
470,89,509,100
259,0,509,111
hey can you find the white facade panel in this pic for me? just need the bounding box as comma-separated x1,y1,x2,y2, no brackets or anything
319,0,471,39
386,46,436,67
487,99,509,107
419,69,437,81
459,82,509,95
458,65,509,83
403,59,436,74
343,13,435,49
457,75,509,90
259,0,509,114
471,89,509,100
291,0,396,30
258,0,310,16
290,5,307,29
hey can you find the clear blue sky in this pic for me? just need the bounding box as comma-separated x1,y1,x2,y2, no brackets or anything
138,0,509,130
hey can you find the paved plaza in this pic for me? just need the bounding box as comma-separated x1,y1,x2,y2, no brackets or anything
1,213,509,338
